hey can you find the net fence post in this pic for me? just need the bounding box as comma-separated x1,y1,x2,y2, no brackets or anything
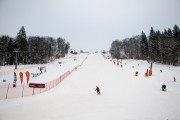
5,83,10,99
22,83,25,97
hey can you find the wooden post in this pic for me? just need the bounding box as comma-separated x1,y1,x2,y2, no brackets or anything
150,62,152,70
33,88,35,95
22,84,25,97
5,83,10,99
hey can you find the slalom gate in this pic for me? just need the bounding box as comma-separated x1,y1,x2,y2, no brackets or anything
0,55,88,100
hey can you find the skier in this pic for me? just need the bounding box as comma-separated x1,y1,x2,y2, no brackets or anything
174,77,176,82
162,84,166,91
14,72,17,82
135,71,138,76
13,81,16,87
95,86,101,95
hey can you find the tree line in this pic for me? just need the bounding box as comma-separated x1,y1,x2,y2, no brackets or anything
110,24,180,66
0,26,70,66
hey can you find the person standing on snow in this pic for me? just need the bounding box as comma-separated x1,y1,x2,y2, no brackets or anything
95,86,101,95
162,84,166,91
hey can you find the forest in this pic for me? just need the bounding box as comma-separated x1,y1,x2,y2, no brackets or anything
110,25,180,66
0,26,70,66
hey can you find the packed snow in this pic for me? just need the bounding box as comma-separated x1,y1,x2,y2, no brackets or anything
0,53,180,120
0,54,86,85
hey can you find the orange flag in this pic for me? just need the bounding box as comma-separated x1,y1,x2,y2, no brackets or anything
19,72,23,85
26,71,30,84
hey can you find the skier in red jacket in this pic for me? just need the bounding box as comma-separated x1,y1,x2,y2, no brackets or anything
95,86,101,95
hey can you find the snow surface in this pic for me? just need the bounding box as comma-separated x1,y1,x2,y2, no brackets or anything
0,53,180,120
0,53,86,85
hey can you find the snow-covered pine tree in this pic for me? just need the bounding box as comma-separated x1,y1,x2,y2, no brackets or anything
140,31,148,60
57,37,66,57
149,27,159,62
7,37,14,65
15,26,28,64
0,35,9,66
172,25,180,65
65,42,70,54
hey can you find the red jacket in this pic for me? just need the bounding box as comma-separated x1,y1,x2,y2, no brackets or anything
96,86,100,92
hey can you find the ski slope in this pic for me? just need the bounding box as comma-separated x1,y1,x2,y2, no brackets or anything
0,53,180,120
0,53,86,85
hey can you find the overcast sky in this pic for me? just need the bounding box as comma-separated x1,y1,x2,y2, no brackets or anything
0,0,180,52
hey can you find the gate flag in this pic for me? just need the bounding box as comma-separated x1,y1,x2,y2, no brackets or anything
26,71,30,84
19,72,23,85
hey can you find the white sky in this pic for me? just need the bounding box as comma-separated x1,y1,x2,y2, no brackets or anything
0,0,180,52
